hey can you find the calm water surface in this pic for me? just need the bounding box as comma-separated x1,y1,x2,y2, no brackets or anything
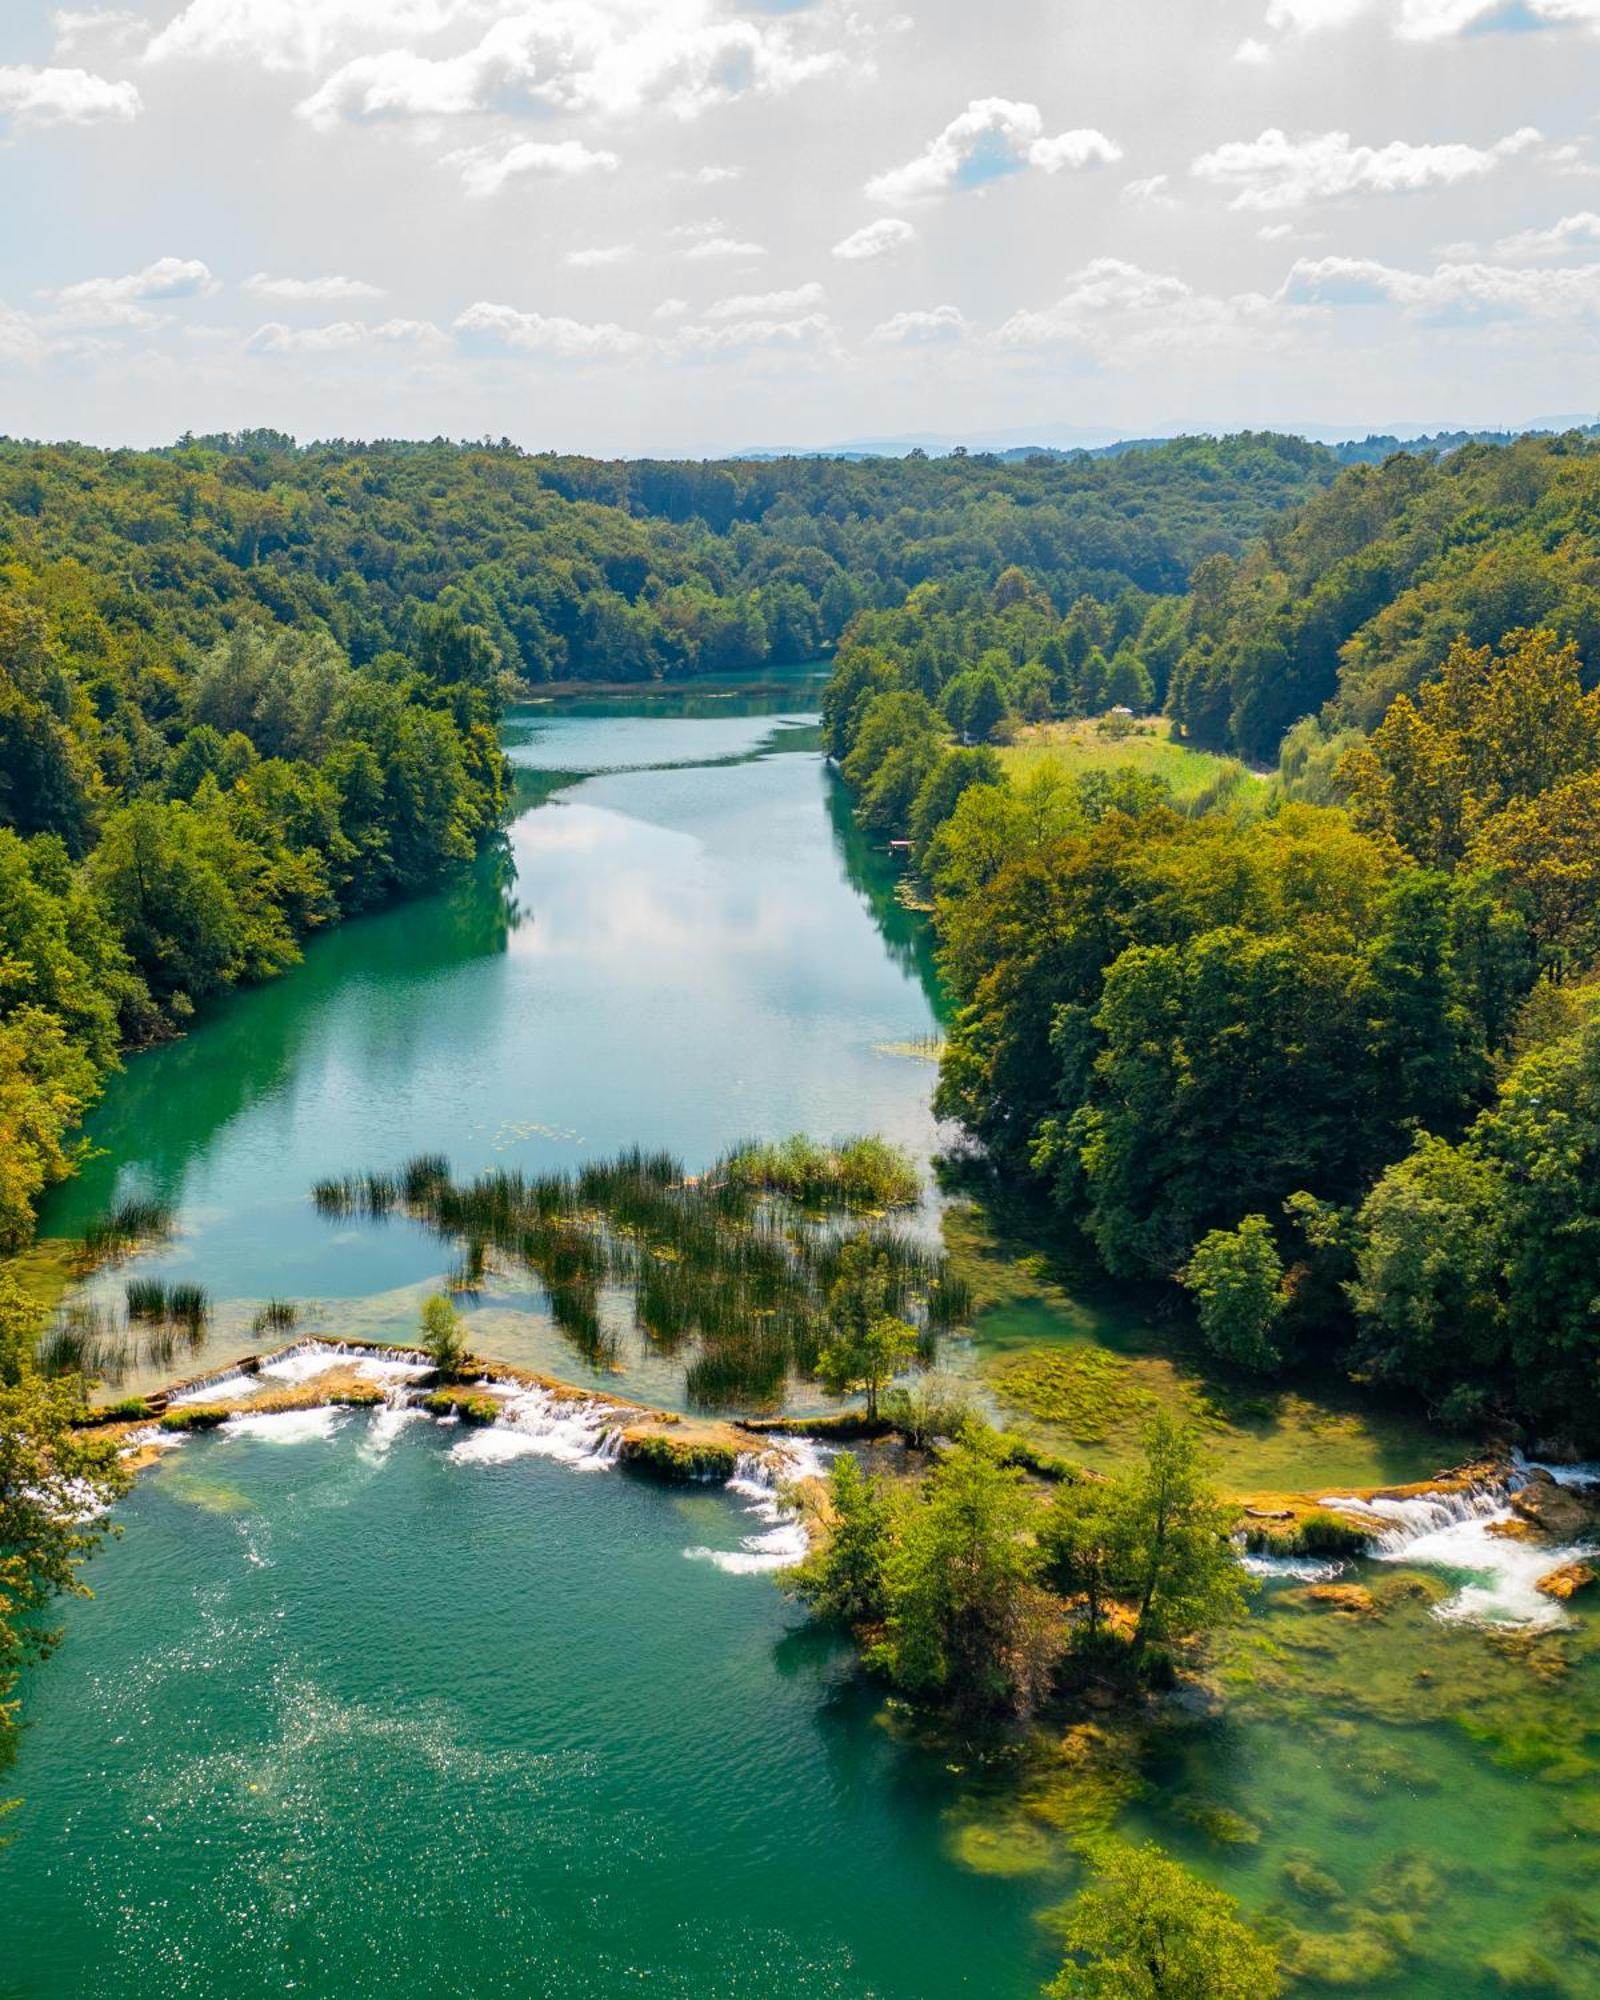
14,682,1600,1999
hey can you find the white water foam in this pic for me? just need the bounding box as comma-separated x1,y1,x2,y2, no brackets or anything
362,1392,425,1460
1235,1546,1348,1584
118,1424,186,1457
686,1436,829,1576
256,1340,432,1388
447,1383,623,1472
1513,1451,1600,1489
1319,1485,1596,1630
222,1406,351,1445
168,1370,257,1405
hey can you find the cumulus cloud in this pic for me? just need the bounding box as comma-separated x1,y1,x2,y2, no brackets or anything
243,272,385,301
1123,173,1177,207
565,244,636,268
1495,211,1600,258
867,98,1121,204
147,1,461,71
453,299,646,358
52,10,143,56
289,1,846,128
833,217,916,261
705,282,824,319
46,256,215,328
448,139,620,197
1283,251,1600,316
683,235,768,261
1263,0,1600,38
867,304,966,344
1235,36,1273,61
1191,126,1541,210
652,297,689,319
247,316,444,354
673,312,838,357
0,62,140,125
996,258,1280,359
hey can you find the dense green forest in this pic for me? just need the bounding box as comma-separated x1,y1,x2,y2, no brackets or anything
0,431,1336,1252
825,432,1600,1442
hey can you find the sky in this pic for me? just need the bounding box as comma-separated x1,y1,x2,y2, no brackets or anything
2,0,1599,455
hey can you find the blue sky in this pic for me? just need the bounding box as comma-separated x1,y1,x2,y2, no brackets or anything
2,0,1598,451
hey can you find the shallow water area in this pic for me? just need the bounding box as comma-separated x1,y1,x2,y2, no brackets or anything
0,1410,1054,1999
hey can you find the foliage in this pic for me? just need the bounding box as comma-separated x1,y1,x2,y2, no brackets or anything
1,1359,129,1799
817,1240,920,1421
1046,1842,1284,1998
880,1370,979,1448
1180,1216,1286,1372
419,1294,468,1377
785,1452,894,1626
723,1134,920,1210
877,1429,1060,1717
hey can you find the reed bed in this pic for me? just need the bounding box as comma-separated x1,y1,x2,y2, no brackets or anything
311,1137,965,1409
79,1194,175,1267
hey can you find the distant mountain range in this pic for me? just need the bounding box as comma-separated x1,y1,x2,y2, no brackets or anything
740,417,1600,462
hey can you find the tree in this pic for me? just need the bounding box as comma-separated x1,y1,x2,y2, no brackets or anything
1180,1216,1286,1371
816,1240,918,1421
1047,1843,1283,1999
0,1272,38,1387
1111,1413,1248,1664
878,1429,1058,1716
1041,1476,1119,1644
2,1371,129,1799
420,1293,468,1376
785,1452,893,1627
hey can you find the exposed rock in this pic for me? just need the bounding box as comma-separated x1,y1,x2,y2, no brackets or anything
1288,1583,1379,1618
1536,1561,1596,1601
1511,1470,1597,1541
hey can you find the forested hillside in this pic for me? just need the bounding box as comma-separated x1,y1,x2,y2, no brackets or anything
0,430,1335,1252
825,433,1600,1442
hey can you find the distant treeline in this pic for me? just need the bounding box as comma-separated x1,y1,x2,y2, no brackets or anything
825,430,1600,1442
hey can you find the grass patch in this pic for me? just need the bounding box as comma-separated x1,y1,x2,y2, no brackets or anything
989,1347,1158,1445
999,716,1267,808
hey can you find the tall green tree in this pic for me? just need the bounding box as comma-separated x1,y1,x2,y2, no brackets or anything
1047,1843,1283,1999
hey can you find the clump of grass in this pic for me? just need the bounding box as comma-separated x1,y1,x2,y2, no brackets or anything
989,1346,1157,1443
312,1135,967,1411
158,1405,229,1432
723,1134,921,1210
252,1298,298,1335
125,1277,171,1322
1242,1508,1369,1558
37,1303,127,1381
80,1195,175,1268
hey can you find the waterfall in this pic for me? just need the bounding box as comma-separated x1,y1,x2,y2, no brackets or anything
447,1382,625,1472
686,1435,830,1576
1319,1482,1597,1630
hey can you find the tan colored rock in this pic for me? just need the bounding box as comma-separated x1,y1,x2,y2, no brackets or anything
1535,1561,1596,1601
1294,1583,1379,1617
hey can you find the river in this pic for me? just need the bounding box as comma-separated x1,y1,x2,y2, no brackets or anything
8,680,1600,1999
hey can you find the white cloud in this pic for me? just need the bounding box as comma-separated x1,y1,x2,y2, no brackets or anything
147,1,459,71
652,297,689,319
674,165,741,185
867,98,1121,204
1123,173,1176,207
565,244,636,268
45,256,215,328
683,235,768,261
1283,251,1600,316
453,299,646,358
1496,211,1600,257
248,316,445,354
832,217,916,261
1235,36,1273,61
996,258,1280,358
1263,0,1600,37
291,2,847,128
705,282,824,319
673,312,838,357
1258,221,1296,240
867,304,966,345
0,62,140,125
1191,126,1541,211
448,139,620,198
243,272,385,301
52,10,142,56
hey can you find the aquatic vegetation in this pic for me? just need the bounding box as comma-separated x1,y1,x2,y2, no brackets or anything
723,1133,921,1211
988,1345,1157,1444
252,1299,299,1336
158,1405,229,1432
310,1142,968,1410
124,1279,170,1323
78,1196,175,1268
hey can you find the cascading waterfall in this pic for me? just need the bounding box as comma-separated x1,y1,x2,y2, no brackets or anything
1319,1481,1598,1630
447,1380,625,1472
685,1438,829,1575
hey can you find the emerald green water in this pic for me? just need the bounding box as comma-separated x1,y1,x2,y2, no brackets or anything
12,679,1600,1997
0,1416,1054,1998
